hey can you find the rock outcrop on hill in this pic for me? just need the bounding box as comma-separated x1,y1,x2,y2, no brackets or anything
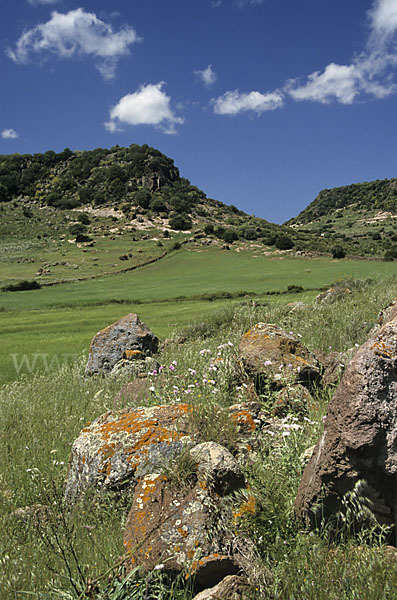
295,300,397,532
85,313,159,375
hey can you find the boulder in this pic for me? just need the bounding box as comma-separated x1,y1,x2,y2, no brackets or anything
85,314,159,376
273,384,314,417
314,286,351,304
189,442,245,495
65,403,191,502
314,350,353,387
123,472,241,586
239,323,320,387
110,356,160,378
295,309,397,531
192,575,249,600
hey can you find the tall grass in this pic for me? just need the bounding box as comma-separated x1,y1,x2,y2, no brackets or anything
1,277,397,598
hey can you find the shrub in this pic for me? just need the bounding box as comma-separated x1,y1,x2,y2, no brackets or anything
150,198,167,213
69,223,87,237
244,227,258,241
275,235,294,250
77,213,91,224
222,229,238,243
384,249,397,262
134,189,152,209
287,284,304,293
204,223,214,235
3,280,41,292
169,214,192,231
332,245,346,259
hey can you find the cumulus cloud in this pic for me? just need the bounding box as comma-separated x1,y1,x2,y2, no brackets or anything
213,89,284,115
7,8,140,80
286,0,397,104
195,64,217,86
2,128,19,139
105,83,184,135
287,63,360,104
369,0,397,41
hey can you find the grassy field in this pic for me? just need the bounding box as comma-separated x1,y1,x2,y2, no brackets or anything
1,248,396,384
2,277,397,598
2,248,396,311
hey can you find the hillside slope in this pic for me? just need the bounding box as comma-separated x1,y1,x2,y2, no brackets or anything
286,178,397,259
0,144,333,289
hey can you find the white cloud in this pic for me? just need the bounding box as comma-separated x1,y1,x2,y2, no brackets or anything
369,0,397,40
213,89,283,115
286,0,397,105
195,64,217,86
105,83,184,135
7,8,140,80
287,63,359,104
2,128,19,139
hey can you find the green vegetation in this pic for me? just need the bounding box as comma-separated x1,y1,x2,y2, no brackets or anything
290,178,397,222
2,143,397,597
286,178,397,257
1,277,397,598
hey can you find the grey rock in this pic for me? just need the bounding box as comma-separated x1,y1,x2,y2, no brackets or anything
190,442,245,495
295,307,397,531
192,575,250,600
85,314,159,376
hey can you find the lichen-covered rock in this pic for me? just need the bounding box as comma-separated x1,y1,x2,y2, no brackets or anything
85,314,159,375
189,442,245,495
123,473,241,586
192,575,249,600
65,404,191,502
273,384,314,417
239,323,320,387
110,356,160,378
314,286,351,304
295,309,397,530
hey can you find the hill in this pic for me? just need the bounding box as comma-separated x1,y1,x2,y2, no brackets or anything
0,144,326,290
286,178,397,259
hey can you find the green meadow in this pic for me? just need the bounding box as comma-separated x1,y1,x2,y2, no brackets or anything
1,247,396,384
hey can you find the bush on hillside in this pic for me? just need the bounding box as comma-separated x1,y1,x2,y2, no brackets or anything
275,235,294,250
332,245,346,259
69,223,87,237
169,214,192,230
134,189,152,209
3,280,41,292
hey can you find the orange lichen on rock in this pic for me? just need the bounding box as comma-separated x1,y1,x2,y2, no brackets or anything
233,495,257,519
123,349,144,360
371,335,394,359
230,409,256,432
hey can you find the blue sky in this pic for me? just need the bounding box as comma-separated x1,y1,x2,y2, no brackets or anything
1,0,397,223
